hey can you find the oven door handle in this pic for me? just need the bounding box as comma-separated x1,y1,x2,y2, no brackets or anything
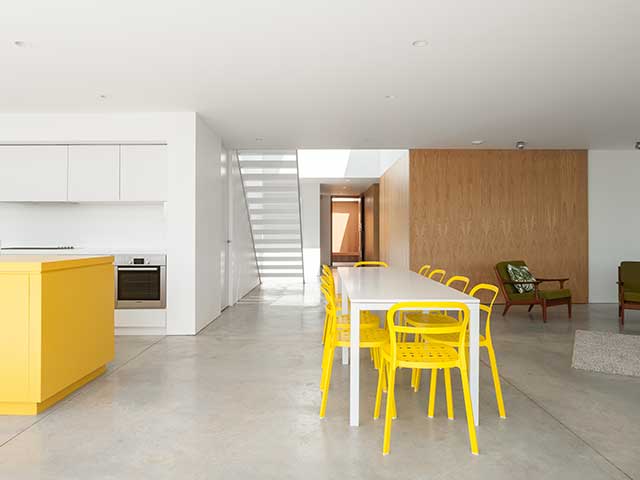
117,267,159,271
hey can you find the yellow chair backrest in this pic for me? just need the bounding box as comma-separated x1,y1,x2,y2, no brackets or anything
354,261,388,268
446,275,470,293
428,269,447,283
468,283,499,335
385,302,470,365
418,264,431,276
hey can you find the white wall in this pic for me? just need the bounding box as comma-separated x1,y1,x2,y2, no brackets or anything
589,150,640,302
228,150,260,302
300,180,320,281
195,117,222,332
320,194,332,267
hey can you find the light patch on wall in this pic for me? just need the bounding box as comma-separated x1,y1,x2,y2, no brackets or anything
332,212,351,253
298,150,350,177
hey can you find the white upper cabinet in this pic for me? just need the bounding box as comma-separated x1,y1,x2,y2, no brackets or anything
67,145,120,201
0,146,68,201
120,145,168,201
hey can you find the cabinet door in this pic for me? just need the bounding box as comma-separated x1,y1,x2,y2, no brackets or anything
0,146,68,201
120,145,167,201
68,145,120,201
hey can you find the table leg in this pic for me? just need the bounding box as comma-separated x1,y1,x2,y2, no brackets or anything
349,302,361,426
340,274,349,365
469,303,480,426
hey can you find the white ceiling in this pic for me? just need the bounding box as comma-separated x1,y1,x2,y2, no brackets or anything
2,1,640,149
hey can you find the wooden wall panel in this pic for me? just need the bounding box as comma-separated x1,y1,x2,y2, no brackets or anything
363,183,380,261
380,155,410,269
332,200,360,254
409,149,589,303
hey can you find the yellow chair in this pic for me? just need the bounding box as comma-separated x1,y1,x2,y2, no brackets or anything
403,275,469,360
418,264,431,276
374,302,478,455
420,284,506,419
320,277,379,345
428,269,447,283
319,288,388,417
354,261,389,267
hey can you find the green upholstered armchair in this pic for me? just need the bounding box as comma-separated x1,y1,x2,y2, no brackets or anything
494,260,572,322
618,261,640,325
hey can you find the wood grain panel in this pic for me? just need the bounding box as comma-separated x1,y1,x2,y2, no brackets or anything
380,155,410,269
332,200,360,254
409,149,589,303
363,183,380,261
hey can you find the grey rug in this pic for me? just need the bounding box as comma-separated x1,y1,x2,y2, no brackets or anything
572,329,640,377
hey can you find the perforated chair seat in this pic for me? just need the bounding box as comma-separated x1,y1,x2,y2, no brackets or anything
381,342,459,368
336,327,388,348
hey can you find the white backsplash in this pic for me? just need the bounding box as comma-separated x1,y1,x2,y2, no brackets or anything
0,202,167,251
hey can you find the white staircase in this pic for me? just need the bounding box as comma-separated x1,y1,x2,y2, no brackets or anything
237,151,304,282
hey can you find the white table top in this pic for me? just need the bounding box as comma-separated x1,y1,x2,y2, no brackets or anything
337,266,479,304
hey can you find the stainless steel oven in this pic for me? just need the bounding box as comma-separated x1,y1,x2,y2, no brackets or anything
114,254,166,309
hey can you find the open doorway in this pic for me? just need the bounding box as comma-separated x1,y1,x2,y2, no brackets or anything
331,196,362,265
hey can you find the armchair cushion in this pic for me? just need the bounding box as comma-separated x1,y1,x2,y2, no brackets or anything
539,289,572,301
620,262,640,293
623,291,640,303
506,264,536,294
496,260,527,297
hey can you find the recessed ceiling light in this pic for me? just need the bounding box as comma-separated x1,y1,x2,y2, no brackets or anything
635,141,640,150
515,140,526,150
98,94,108,100
471,140,484,145
13,40,30,48
385,95,396,100
412,40,429,47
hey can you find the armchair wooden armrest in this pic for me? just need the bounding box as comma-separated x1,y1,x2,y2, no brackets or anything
537,277,569,288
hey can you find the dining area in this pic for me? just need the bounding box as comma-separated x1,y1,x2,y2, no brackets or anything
319,261,506,456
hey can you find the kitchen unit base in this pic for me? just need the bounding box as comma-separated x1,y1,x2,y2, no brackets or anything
0,366,106,416
0,255,114,417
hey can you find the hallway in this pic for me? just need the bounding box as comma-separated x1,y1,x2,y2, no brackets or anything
1,284,638,479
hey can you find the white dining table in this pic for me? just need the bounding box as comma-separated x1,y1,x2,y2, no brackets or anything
337,266,481,427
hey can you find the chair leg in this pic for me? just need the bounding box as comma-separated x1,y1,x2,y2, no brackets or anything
322,312,328,345
414,369,422,393
444,368,454,420
428,369,438,418
374,358,385,419
568,300,572,319
621,306,625,326
527,304,534,312
382,367,397,455
542,301,548,323
319,346,335,418
502,303,511,316
486,344,506,418
459,366,479,455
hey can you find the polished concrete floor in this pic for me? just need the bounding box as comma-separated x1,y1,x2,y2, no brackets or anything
1,283,639,479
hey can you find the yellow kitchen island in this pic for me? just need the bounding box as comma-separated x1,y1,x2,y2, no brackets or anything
0,255,114,415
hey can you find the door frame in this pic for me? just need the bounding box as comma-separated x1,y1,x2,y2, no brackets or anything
330,195,363,265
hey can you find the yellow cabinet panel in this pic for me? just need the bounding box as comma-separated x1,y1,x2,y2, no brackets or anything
0,274,31,400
